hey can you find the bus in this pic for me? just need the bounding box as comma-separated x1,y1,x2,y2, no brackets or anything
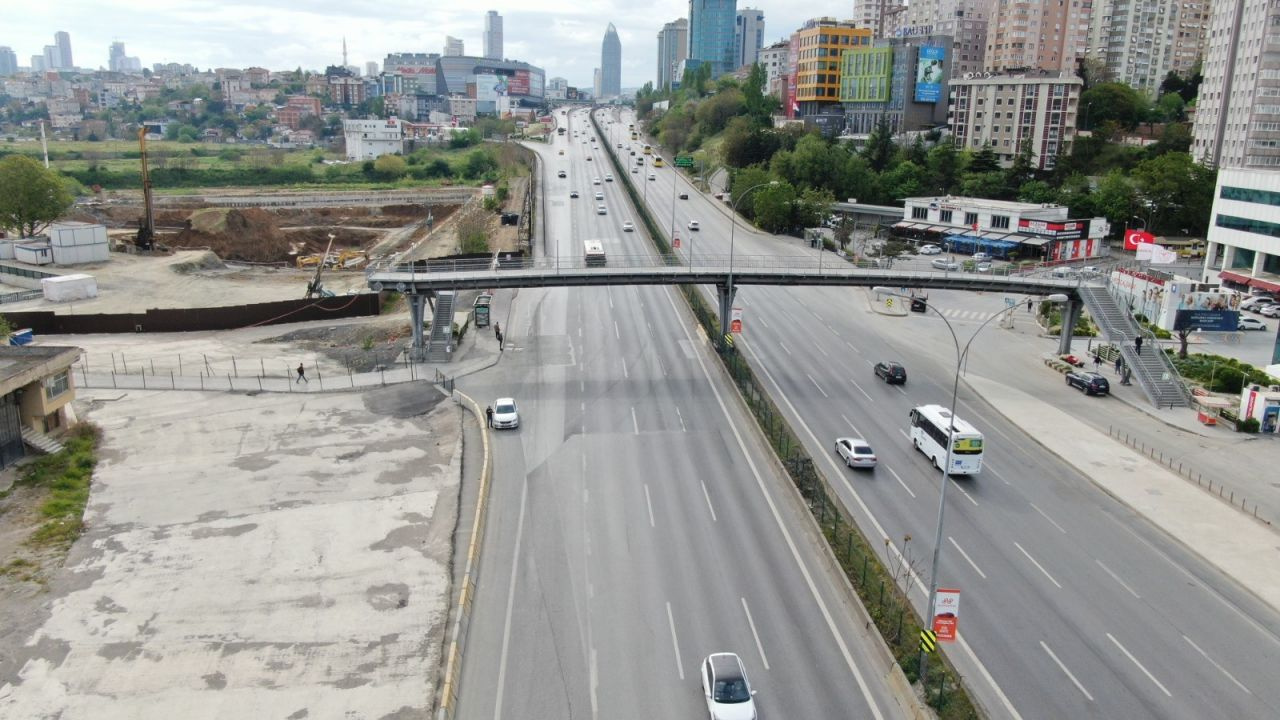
643,144,653,155
1155,237,1206,259
584,240,607,267
908,404,984,475
630,131,638,140
653,157,665,168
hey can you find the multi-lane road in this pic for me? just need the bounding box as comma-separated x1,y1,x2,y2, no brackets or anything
456,106,1280,720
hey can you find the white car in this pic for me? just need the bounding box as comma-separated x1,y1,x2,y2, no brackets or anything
605,174,614,182
931,258,959,271
491,398,519,430
975,262,993,273
701,653,757,720
920,244,942,255
597,205,607,215
622,221,634,232
648,173,657,180
595,191,605,200
1238,316,1268,331
593,177,601,185
688,220,700,231
972,252,991,262
1260,304,1280,318
835,437,877,468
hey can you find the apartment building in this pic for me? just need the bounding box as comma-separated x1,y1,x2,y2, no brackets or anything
897,0,990,77
987,0,1090,74
657,18,689,90
1086,0,1181,96
791,17,872,117
1192,0,1280,168
758,40,789,97
852,0,907,40
948,74,1082,169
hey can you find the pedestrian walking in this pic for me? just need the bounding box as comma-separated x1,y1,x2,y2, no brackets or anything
1114,356,1123,373
1093,354,1102,372
1026,298,1033,313
296,362,308,384
494,321,501,339
485,405,494,428
496,329,504,351
1134,335,1143,356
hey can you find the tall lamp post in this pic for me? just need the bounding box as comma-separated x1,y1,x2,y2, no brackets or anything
720,180,779,349
872,288,1069,684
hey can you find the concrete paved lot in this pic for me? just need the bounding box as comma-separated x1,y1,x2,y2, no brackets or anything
0,383,459,720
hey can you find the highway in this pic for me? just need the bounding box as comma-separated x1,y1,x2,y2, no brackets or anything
599,106,1280,720
455,109,907,719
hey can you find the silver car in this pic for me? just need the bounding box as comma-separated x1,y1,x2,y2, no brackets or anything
492,398,519,429
835,437,877,468
931,258,959,271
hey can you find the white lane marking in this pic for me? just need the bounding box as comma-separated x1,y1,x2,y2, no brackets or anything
589,647,600,718
898,427,911,442
1107,633,1172,697
700,480,718,522
622,357,629,379
632,406,639,434
739,339,1015,720
1040,641,1094,702
984,461,1012,485
759,315,770,329
894,384,908,397
614,321,620,339
742,597,770,670
664,291,887,720
949,478,979,507
849,378,873,402
676,405,687,432
841,414,864,437
1182,635,1251,695
807,373,829,398
817,343,830,357
845,340,862,354
1094,559,1141,599
779,340,792,356
888,466,916,498
644,483,656,528
1030,502,1066,533
666,601,685,680
948,536,987,579
493,478,530,720
659,354,667,377
1014,541,1063,589
608,290,614,309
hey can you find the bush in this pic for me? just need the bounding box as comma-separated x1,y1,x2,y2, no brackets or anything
1240,417,1260,433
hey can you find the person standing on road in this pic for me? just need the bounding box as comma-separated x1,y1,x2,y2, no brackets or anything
296,363,308,384
1134,335,1144,356
1093,354,1103,372
1115,356,1123,374
494,321,501,339
1026,298,1033,313
485,405,494,428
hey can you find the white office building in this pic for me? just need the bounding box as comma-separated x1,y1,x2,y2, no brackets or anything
735,8,765,69
1207,168,1280,295
343,118,404,161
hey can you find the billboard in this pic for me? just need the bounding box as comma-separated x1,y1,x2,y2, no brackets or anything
1018,218,1086,240
1174,310,1238,332
475,74,506,103
508,70,529,97
914,46,945,103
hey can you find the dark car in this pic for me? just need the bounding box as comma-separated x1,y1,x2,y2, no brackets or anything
1066,370,1110,396
679,192,689,199
874,361,907,384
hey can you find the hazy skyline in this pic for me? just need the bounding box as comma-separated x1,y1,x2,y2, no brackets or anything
6,1,828,89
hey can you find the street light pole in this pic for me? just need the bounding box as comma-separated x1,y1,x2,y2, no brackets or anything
721,180,778,349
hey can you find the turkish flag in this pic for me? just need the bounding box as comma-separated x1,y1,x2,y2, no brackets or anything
1124,229,1155,251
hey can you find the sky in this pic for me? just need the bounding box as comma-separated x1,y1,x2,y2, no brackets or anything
6,1,837,90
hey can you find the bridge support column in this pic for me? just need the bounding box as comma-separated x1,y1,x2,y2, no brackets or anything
717,283,737,351
407,292,428,362
1057,298,1081,355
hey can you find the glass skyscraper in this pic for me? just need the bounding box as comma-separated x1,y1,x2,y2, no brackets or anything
601,23,621,98
688,0,737,78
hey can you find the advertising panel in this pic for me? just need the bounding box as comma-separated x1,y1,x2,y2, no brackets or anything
1174,310,1238,332
508,70,530,97
475,74,502,103
914,46,945,103
528,70,545,98
1018,218,1086,239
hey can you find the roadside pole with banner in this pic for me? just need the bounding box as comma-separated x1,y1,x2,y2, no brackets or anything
730,307,743,334
932,588,960,643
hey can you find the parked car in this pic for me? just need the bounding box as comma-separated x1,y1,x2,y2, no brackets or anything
1066,371,1110,396
873,361,907,384
975,262,993,273
1261,304,1280,318
557,170,566,178
920,244,942,255
492,398,520,429
972,252,991,262
1243,296,1276,312
700,653,758,720
1238,316,1268,331
931,258,959,271
835,437,878,469
688,220,700,231
622,221,634,232
679,192,689,199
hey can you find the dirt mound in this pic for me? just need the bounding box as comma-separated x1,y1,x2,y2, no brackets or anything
169,250,227,274
171,208,288,263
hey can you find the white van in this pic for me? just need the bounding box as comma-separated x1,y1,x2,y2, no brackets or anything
584,240,607,266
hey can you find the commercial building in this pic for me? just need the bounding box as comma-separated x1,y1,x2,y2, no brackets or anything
343,118,404,161
1206,168,1280,295
435,56,546,110
1085,0,1182,97
735,8,765,69
840,35,952,136
895,195,1110,262
757,40,789,98
948,73,1082,169
897,0,990,77
689,0,739,78
384,53,441,95
484,10,503,60
656,18,689,90
601,23,621,99
0,47,16,76
0,345,83,469
54,31,73,69
988,0,1090,74
444,37,464,57
1192,0,1280,168
790,17,872,118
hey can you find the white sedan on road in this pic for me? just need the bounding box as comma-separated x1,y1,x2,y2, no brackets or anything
701,653,757,720
835,437,877,469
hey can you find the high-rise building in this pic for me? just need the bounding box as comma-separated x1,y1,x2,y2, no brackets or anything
54,31,73,69
484,11,503,60
688,0,738,78
31,55,46,72
757,40,789,97
43,46,58,71
987,0,1090,74
366,61,380,77
444,36,464,57
1192,0,1280,168
601,23,621,98
734,8,764,69
898,0,990,77
593,67,602,99
851,0,907,40
109,41,127,72
0,47,17,76
949,75,1081,169
656,18,689,90
791,17,871,117
1172,0,1209,76
1086,0,1179,96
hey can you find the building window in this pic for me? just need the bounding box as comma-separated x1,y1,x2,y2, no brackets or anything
43,410,62,434
991,215,1011,229
1217,213,1280,238
912,206,929,219
964,212,979,226
1221,185,1280,205
44,370,69,400
940,210,954,223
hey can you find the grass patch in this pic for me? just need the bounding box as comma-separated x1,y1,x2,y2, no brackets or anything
17,423,101,550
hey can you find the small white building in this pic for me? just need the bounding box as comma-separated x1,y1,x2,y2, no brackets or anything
896,195,1110,262
1239,382,1280,434
1205,167,1280,295
47,222,110,264
342,118,405,161
41,273,98,302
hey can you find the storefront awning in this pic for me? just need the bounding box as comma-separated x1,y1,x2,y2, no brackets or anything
1219,270,1253,286
1013,235,1053,247
1249,276,1280,293
891,221,913,229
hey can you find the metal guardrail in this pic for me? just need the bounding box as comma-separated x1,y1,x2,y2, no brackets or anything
0,289,44,304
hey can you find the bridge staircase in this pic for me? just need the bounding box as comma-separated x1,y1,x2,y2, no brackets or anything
1075,285,1190,408
425,291,455,363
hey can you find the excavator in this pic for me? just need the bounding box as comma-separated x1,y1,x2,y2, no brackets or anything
304,235,337,299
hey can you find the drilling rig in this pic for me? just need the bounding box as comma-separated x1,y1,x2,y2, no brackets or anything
136,127,156,251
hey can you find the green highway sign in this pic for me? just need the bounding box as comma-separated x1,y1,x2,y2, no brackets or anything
675,155,694,167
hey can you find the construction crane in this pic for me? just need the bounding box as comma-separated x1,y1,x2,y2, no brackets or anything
304,235,337,299
136,127,156,251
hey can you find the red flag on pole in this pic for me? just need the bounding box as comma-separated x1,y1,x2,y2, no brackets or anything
1124,229,1155,251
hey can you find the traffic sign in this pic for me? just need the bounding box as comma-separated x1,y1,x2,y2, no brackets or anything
675,155,694,167
919,628,938,654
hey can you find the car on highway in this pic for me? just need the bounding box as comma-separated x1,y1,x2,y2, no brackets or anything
700,653,757,720
688,220,700,231
593,177,601,185
569,190,579,198
594,191,604,200
834,437,878,468
616,142,623,148
679,192,689,199
931,258,959,271
597,205,607,215
648,173,656,180
605,174,614,182
1065,370,1110,396
1238,316,1268,331
919,244,942,255
622,221,634,232
558,149,564,155
631,167,639,173
873,360,907,384
557,170,566,178
492,398,520,429
586,156,593,161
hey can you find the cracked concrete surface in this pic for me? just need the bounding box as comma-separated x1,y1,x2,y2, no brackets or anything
0,382,460,719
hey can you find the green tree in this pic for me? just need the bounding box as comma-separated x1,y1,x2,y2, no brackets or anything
752,181,797,233
861,115,895,172
693,88,745,135
1131,152,1216,234
966,144,1001,174
1017,180,1057,204
721,117,779,168
793,186,835,229
729,165,775,220
880,160,926,200
1149,122,1191,156
463,149,497,179
1091,169,1139,229
1080,83,1149,130
373,154,408,181
788,134,842,190
836,153,880,205
1003,141,1037,197
1156,92,1186,122
959,171,1007,199
925,142,963,194
0,155,74,237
